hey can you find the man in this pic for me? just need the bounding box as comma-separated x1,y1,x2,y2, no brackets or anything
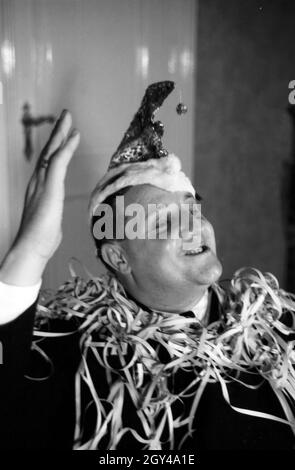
0,82,294,450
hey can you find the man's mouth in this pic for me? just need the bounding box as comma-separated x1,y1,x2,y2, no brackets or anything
183,244,209,256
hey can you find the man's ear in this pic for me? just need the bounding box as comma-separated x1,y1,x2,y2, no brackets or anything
100,243,131,274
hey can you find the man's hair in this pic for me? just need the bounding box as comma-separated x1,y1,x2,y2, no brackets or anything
91,186,132,272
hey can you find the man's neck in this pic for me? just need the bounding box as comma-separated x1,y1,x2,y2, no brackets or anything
124,284,210,321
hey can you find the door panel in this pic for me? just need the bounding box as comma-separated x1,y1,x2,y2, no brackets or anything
0,0,197,289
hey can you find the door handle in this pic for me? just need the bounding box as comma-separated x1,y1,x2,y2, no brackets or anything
21,102,55,161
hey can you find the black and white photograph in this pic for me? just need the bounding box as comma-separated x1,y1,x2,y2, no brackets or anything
0,0,295,456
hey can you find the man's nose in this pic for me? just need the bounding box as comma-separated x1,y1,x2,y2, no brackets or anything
201,216,215,237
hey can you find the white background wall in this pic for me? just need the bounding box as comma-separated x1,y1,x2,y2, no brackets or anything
0,0,197,289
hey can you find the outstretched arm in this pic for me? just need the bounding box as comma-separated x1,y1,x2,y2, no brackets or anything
0,110,80,324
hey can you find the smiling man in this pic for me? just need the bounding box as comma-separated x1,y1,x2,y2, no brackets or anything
89,81,222,318
0,82,295,451
93,184,221,314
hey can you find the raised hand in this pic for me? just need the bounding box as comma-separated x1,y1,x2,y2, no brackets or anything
0,110,80,286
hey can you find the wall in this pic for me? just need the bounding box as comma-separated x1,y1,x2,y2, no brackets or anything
194,0,295,286
0,0,197,289
0,0,13,257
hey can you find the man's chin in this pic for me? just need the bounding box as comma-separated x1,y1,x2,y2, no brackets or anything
189,254,223,287
208,259,223,284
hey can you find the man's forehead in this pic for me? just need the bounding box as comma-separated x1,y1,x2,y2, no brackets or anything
123,184,194,207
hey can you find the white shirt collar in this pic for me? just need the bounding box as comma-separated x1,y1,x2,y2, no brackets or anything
190,289,209,321
152,289,209,321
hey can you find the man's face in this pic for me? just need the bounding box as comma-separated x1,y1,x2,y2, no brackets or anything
117,184,222,302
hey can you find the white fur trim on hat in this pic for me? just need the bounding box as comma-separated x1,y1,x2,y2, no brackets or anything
89,153,195,218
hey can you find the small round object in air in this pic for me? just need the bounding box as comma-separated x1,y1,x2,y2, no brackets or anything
176,103,188,115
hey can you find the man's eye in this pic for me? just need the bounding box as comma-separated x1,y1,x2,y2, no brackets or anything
189,205,201,216
153,215,174,237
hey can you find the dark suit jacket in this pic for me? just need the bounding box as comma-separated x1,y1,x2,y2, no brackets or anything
0,292,294,450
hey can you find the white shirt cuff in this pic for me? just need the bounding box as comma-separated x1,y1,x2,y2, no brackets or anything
0,279,42,324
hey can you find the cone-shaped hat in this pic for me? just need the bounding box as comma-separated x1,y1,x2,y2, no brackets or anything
109,81,174,169
89,81,195,217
